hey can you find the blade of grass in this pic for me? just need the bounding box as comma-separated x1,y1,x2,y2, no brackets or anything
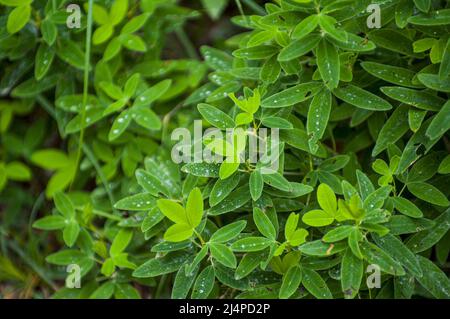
175,27,199,60
72,0,94,190
241,0,266,15
8,241,57,291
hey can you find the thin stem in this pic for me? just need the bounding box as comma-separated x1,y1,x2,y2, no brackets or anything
8,241,57,291
72,0,94,190
235,0,249,24
155,274,167,298
398,183,407,197
175,27,199,60
241,0,266,15
82,143,117,209
193,229,206,246
37,94,116,211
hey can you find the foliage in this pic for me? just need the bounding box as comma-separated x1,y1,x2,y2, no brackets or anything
0,0,449,299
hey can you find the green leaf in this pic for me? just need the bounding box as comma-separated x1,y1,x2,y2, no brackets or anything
172,266,198,299
439,38,450,80
186,246,209,275
63,222,80,247
316,39,340,89
302,268,332,299
7,4,30,34
231,237,272,252
114,193,156,211
299,240,346,257
414,0,431,12
41,19,57,45
372,105,409,156
56,39,86,70
348,229,363,259
201,46,233,71
438,155,450,174
219,162,239,180
233,45,279,60
261,117,293,129
341,248,363,299
134,80,172,107
407,182,449,206
415,255,450,299
186,187,203,228
356,170,375,200
279,265,302,299
253,207,276,240
261,82,322,108
35,44,55,81
372,234,422,278
108,110,132,141
121,13,150,34
408,108,427,133
201,0,228,20
323,225,354,243
209,243,237,268
110,229,133,257
249,170,264,201
426,100,450,139
93,24,114,45
361,62,420,88
406,209,450,253
380,87,444,111
334,85,392,111
210,220,247,243
208,186,251,216
260,55,281,83
360,241,405,276
292,15,319,40
307,89,331,153
4,161,31,181
263,172,292,192
135,169,167,197
235,252,266,280
210,173,240,206
90,282,115,299
121,34,147,52
417,73,450,93
131,107,161,131
114,284,140,299
191,265,215,299
392,197,423,218
197,103,235,129
33,215,66,230
302,209,334,227
278,34,321,61
182,163,220,178
408,9,450,26
54,192,75,219
110,0,129,26
157,199,188,225
133,252,191,278
317,183,337,215
46,250,87,265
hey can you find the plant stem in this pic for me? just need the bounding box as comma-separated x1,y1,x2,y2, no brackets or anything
175,27,199,60
155,274,167,298
241,0,266,15
72,0,94,190
82,143,117,209
8,241,57,291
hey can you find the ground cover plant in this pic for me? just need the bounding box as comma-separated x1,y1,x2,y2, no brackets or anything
0,0,449,299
